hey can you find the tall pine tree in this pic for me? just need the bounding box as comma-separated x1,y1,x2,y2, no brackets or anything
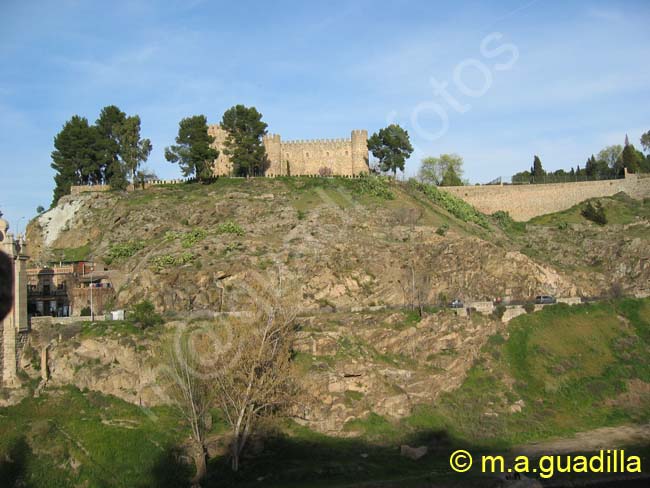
50,106,153,205
165,115,218,182
96,106,128,189
115,115,153,184
50,116,103,206
220,105,269,176
368,124,414,177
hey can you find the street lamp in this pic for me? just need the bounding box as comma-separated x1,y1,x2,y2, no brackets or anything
90,263,94,321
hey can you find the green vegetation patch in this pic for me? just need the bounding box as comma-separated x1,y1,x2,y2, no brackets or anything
281,175,394,201
51,244,92,262
164,228,208,248
343,412,399,441
530,193,650,226
502,299,650,440
216,220,245,236
409,181,490,228
105,240,145,264
491,210,526,235
150,251,196,272
0,387,189,488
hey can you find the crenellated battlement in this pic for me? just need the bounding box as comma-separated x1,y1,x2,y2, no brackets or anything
282,138,350,145
209,124,369,177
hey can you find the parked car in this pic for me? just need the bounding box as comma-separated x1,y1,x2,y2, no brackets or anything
450,299,464,309
535,295,556,304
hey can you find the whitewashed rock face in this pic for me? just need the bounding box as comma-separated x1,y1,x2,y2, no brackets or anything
37,196,85,246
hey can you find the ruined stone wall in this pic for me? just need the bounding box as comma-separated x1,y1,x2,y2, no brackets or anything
209,125,368,177
441,173,650,221
70,185,111,195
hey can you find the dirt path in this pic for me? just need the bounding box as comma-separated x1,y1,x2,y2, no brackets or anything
516,424,650,456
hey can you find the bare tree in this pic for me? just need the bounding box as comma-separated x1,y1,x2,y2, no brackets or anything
214,287,297,471
160,333,215,484
398,241,432,317
159,275,298,478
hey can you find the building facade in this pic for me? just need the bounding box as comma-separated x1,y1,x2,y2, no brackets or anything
208,125,369,177
27,261,114,317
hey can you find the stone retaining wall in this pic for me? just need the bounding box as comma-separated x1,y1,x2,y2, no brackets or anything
440,172,650,221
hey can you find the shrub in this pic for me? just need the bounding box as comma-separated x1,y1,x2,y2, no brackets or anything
80,306,92,317
180,228,207,248
410,181,490,228
609,282,624,299
150,252,196,272
581,201,607,225
164,229,208,248
216,221,245,236
524,303,535,314
129,300,163,329
105,241,145,264
491,210,526,234
318,166,333,177
354,176,394,199
492,304,506,320
297,210,307,220
557,222,569,230
163,230,182,242
436,223,449,236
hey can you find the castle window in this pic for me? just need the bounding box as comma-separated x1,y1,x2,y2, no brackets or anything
306,152,309,157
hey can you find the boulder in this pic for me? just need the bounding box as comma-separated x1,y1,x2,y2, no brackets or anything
400,444,428,460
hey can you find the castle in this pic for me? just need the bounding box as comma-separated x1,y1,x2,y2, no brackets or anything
207,125,369,177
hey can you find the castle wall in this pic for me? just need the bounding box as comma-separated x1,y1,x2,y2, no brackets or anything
208,125,234,176
70,185,111,195
209,125,368,177
441,173,650,221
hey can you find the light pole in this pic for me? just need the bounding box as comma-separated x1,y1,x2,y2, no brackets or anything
89,262,94,321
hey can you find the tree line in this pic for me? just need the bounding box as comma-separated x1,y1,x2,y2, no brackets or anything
50,105,153,206
50,104,650,205
51,104,421,206
512,133,650,184
49,104,273,206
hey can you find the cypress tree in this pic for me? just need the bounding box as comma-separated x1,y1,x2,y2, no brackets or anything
532,155,544,181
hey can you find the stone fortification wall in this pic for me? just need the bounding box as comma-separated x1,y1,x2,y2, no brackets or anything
441,172,650,221
70,185,111,195
208,125,368,177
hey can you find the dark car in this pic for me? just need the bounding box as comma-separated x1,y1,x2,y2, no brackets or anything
450,299,464,309
535,295,556,304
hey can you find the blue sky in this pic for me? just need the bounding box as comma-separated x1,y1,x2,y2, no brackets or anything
1,0,649,229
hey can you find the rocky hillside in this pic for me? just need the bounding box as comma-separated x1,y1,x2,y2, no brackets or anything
25,308,504,435
27,177,650,314
23,297,650,441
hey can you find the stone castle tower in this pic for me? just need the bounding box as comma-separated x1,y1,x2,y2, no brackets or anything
0,212,29,387
208,125,369,177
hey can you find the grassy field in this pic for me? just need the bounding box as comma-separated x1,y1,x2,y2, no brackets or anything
0,386,190,488
529,192,650,227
